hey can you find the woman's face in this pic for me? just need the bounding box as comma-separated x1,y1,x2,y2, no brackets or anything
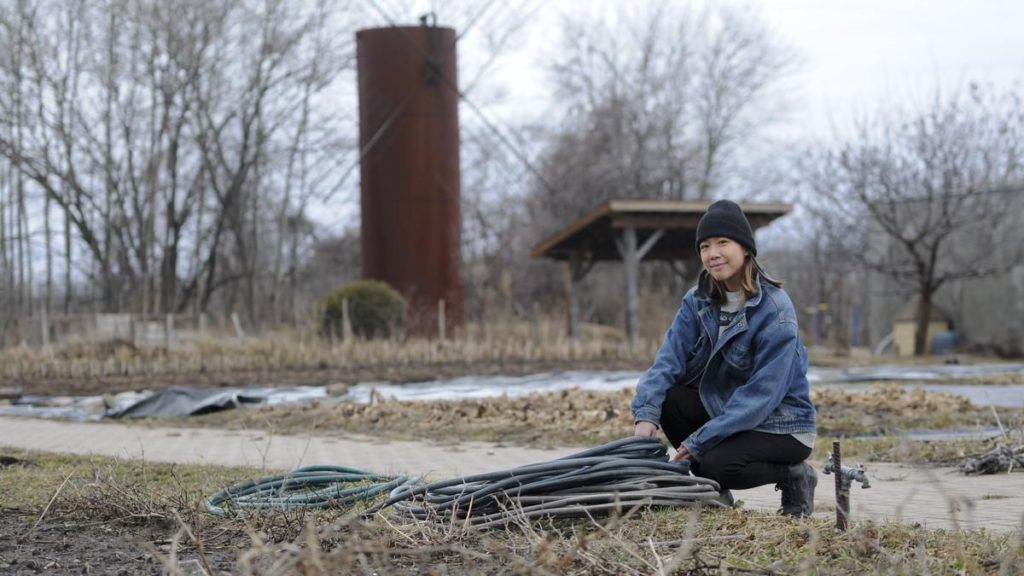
699,236,748,289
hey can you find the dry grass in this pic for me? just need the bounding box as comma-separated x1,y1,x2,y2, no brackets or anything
188,387,637,447
811,383,1017,435
0,322,657,391
3,322,1019,394
233,512,1024,575
4,448,1024,575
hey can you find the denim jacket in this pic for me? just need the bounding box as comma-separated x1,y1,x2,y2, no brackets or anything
630,274,816,460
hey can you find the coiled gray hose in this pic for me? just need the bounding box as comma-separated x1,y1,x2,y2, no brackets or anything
362,437,727,528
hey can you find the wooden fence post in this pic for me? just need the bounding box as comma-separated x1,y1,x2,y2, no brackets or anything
438,299,446,341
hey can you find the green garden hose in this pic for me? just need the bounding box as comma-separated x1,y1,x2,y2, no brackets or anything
204,465,417,515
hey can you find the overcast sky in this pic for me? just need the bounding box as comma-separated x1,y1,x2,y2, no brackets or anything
464,0,1024,139
321,0,1024,232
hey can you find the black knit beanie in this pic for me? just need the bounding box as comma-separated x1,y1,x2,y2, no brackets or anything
695,200,757,256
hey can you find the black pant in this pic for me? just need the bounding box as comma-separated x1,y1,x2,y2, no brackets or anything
660,384,811,490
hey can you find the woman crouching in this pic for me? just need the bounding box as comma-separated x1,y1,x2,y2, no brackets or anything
631,199,818,517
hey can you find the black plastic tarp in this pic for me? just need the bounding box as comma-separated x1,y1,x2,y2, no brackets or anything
108,386,268,418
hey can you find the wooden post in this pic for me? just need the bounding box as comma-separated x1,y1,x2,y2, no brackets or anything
614,228,665,348
621,228,639,347
341,298,354,341
566,250,597,341
567,253,581,341
40,307,50,351
531,301,541,342
438,299,446,341
834,441,847,531
165,314,174,348
231,313,245,338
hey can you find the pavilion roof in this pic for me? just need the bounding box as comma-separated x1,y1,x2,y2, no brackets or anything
531,199,792,261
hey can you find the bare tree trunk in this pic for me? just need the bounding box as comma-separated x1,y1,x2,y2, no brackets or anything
834,275,850,354
914,284,934,356
271,77,314,325
63,210,72,314
288,96,311,326
14,3,32,317
63,0,83,316
192,171,206,318
44,185,52,315
103,5,117,312
1,165,8,309
142,54,160,318
3,164,14,325
247,128,262,329
14,0,26,317
287,206,303,324
17,174,30,316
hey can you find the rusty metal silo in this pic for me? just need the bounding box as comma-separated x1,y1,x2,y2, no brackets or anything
357,24,463,337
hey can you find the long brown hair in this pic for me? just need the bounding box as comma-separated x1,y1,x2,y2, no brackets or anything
700,256,783,305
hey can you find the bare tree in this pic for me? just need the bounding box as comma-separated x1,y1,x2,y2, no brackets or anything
759,210,867,354
482,2,796,331
0,164,9,338
0,0,354,331
11,0,30,318
531,1,794,230
798,85,1024,355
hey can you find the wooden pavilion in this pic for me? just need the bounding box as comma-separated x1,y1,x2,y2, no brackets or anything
531,200,791,345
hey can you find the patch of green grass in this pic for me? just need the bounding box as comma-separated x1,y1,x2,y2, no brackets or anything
0,446,274,514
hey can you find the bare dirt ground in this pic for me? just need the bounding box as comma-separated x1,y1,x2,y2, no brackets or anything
0,507,230,575
0,453,245,575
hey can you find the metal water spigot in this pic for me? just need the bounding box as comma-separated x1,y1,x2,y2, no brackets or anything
823,442,870,530
824,453,871,489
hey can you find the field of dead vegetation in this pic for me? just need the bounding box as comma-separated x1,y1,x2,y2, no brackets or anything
0,326,656,396
2,448,1023,575
146,382,1019,466
3,336,1024,574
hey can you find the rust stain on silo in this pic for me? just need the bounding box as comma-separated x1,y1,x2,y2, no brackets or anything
357,25,463,337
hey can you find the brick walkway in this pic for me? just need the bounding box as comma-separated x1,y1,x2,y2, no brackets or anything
2,416,1022,532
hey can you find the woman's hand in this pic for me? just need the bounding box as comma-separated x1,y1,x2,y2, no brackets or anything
633,421,658,437
671,444,693,462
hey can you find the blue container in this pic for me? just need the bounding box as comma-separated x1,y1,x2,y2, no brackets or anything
931,331,957,355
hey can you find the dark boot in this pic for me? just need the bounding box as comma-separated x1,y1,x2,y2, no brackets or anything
716,489,735,508
776,462,817,517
